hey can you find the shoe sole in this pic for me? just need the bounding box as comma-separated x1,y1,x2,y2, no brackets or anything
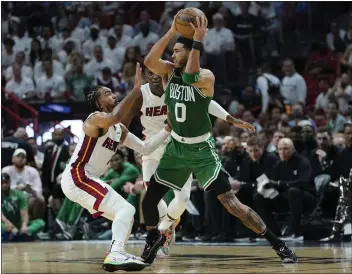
282,257,298,264
102,262,146,272
142,234,166,265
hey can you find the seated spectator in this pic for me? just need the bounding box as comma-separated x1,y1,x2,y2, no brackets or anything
34,48,64,82
5,51,33,81
28,38,43,68
12,24,32,55
67,55,94,102
254,138,316,240
109,9,134,37
82,25,106,61
1,38,15,70
270,130,286,154
332,133,346,149
310,127,341,183
2,149,45,220
315,77,332,111
101,150,140,198
5,63,35,99
289,103,317,130
341,44,352,78
313,108,327,128
67,14,87,44
1,127,35,168
27,138,44,170
36,59,66,100
240,130,251,144
120,47,141,91
279,121,292,136
281,59,307,106
108,24,133,49
256,62,281,113
57,39,80,67
1,173,45,242
326,100,347,133
104,33,125,73
329,73,352,115
84,45,114,78
134,10,161,36
97,67,120,93
242,110,262,132
39,25,62,55
326,21,347,54
132,22,159,56
58,28,82,53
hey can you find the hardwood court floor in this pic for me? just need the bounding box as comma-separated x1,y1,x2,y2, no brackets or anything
2,240,352,273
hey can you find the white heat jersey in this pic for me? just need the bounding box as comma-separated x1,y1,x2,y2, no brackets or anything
140,83,169,161
66,113,122,177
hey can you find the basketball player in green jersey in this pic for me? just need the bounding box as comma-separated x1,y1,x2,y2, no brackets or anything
141,11,298,265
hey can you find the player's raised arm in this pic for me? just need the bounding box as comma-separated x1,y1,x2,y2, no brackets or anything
144,11,183,76
85,63,143,129
119,123,171,155
208,100,256,132
183,15,215,97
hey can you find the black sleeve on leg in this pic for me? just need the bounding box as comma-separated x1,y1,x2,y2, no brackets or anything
207,170,232,196
142,175,170,227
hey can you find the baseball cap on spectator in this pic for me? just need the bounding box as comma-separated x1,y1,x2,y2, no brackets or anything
1,173,10,182
13,148,27,157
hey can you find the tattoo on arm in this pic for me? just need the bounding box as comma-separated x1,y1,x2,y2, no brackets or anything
217,190,266,235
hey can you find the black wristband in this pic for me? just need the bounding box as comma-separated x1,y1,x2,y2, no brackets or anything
192,40,203,51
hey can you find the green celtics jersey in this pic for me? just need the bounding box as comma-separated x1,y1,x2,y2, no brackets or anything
1,190,28,229
164,70,212,137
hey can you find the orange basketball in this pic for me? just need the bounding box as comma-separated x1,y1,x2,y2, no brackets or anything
175,8,206,39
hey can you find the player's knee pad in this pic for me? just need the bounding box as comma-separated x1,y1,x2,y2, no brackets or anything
208,170,232,196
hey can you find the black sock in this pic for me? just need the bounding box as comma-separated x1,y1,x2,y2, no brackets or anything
261,228,281,247
147,228,159,241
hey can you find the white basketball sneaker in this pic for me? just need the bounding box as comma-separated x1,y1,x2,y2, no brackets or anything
102,251,146,272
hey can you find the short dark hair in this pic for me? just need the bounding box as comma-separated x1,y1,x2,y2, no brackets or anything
317,127,330,135
1,173,10,182
83,86,104,111
176,36,204,55
328,99,339,109
344,123,352,131
114,149,125,159
247,136,265,148
291,126,302,134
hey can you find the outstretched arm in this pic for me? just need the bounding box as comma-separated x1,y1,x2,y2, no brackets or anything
87,63,143,129
208,100,256,132
120,123,171,155
144,11,182,76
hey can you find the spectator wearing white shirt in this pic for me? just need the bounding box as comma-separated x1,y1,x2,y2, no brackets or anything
109,24,133,49
28,39,43,68
315,77,332,111
256,62,281,113
281,59,307,106
104,34,125,73
204,13,235,54
59,28,81,53
134,10,161,36
204,13,234,85
12,24,32,55
5,63,35,99
1,38,15,70
36,59,66,99
82,25,106,61
67,14,87,44
34,48,65,82
133,22,159,56
39,25,62,55
109,9,134,37
5,51,33,81
97,67,120,93
326,21,347,53
329,73,352,114
84,45,114,79
57,39,80,67
2,148,45,220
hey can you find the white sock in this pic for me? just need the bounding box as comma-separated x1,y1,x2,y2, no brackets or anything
157,199,168,221
110,203,135,253
158,190,189,231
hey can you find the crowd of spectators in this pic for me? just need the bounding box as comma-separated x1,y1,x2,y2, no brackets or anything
2,2,352,243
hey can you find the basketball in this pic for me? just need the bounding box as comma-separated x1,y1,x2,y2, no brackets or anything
175,8,206,39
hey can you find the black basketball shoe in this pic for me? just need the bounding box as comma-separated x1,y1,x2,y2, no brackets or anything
273,241,298,263
141,229,166,265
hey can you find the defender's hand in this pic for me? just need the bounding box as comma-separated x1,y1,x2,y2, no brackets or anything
134,62,142,90
232,120,256,133
190,15,208,41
